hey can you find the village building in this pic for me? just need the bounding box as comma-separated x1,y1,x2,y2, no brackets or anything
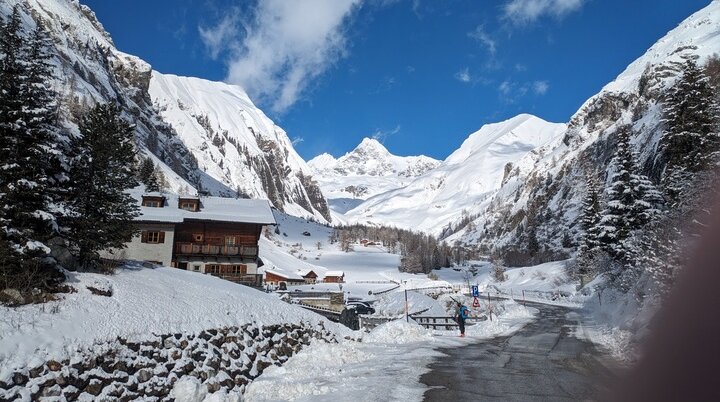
323,270,345,283
298,269,318,284
103,189,276,287
263,268,305,288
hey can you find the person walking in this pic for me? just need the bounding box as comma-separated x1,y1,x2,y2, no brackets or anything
455,301,469,337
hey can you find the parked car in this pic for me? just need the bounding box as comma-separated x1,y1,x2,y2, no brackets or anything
346,301,375,315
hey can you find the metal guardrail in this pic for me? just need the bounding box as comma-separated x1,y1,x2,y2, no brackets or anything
372,285,400,295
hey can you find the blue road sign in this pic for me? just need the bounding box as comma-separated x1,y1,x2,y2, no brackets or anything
471,285,479,297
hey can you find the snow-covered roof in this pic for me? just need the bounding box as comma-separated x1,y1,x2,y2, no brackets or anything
324,271,344,277
131,188,276,225
264,268,304,281
297,269,317,277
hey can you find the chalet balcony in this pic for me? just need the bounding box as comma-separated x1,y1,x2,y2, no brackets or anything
175,242,258,258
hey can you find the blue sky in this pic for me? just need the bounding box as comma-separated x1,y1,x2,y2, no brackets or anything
85,0,711,161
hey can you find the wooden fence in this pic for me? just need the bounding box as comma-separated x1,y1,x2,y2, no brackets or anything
413,315,487,330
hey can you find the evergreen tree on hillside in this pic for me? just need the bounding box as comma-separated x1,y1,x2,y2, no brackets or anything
597,126,663,262
576,176,602,276
659,59,720,201
65,104,139,269
0,10,64,289
137,157,161,192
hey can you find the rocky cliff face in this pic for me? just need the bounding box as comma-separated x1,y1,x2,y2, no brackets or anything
5,0,331,223
149,73,331,222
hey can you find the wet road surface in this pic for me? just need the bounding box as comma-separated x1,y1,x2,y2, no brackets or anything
421,302,618,401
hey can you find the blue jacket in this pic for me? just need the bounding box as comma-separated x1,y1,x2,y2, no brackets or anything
457,305,469,320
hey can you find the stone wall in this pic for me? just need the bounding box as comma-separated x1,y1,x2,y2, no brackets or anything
0,322,337,401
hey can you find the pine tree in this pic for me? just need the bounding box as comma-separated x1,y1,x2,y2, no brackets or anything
137,157,161,192
0,11,64,289
576,176,602,276
659,59,720,201
597,126,663,262
65,104,140,269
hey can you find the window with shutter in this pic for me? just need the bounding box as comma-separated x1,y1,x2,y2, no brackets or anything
141,231,148,243
159,232,165,243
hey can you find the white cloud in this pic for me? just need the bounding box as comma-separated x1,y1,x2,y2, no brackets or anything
498,80,532,102
503,0,585,25
455,67,471,83
533,80,549,95
371,125,401,143
498,80,514,96
467,25,496,55
198,12,241,59
201,0,361,113
291,136,305,146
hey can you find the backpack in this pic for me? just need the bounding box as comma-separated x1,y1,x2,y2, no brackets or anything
459,305,469,320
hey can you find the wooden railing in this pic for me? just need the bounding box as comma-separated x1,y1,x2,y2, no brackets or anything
175,242,258,257
208,273,262,287
413,315,487,330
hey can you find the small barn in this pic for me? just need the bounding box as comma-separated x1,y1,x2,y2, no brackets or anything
323,270,345,283
298,269,318,284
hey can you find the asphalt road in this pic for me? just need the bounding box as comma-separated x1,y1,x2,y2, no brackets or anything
421,302,617,401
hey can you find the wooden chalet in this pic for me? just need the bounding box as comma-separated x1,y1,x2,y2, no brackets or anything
323,271,345,283
298,269,318,284
103,189,276,287
264,269,305,287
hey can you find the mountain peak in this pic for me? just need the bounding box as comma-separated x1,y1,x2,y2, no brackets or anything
354,137,390,155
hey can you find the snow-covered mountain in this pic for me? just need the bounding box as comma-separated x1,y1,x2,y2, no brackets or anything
327,1,720,260
444,0,720,255
308,138,439,213
149,73,330,221
3,0,330,223
341,115,567,233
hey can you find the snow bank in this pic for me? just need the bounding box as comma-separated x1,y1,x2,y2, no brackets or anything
244,338,441,402
363,319,433,344
462,300,537,339
243,340,374,401
171,376,243,402
371,291,446,318
0,264,349,381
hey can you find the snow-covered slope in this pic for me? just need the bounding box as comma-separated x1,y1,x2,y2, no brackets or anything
0,265,348,381
342,115,567,234
449,0,720,255
3,0,330,222
150,73,330,221
0,0,201,193
308,138,439,211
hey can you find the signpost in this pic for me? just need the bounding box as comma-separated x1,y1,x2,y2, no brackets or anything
471,284,480,309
